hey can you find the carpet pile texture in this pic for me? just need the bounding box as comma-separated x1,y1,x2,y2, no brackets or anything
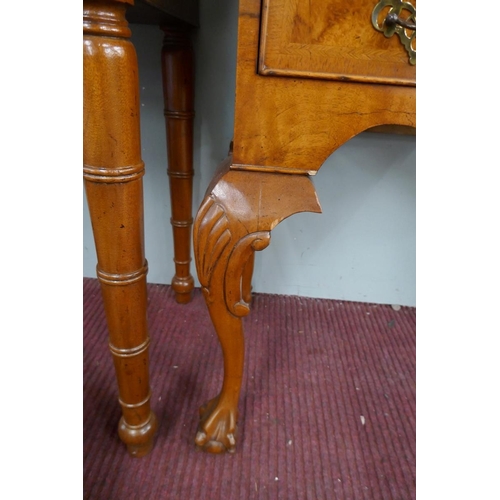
83,278,415,499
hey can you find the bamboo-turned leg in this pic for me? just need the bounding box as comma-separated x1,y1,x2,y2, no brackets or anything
83,0,157,457
193,158,322,453
161,27,195,304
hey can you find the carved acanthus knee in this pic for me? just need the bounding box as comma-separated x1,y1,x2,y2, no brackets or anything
194,162,322,312
195,194,270,316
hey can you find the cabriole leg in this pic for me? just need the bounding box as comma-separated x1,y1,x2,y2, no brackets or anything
193,159,321,453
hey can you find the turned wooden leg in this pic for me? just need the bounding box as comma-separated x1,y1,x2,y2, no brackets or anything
161,27,195,304
193,158,322,453
83,0,157,457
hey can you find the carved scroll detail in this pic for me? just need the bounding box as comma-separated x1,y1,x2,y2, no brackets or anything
194,195,270,317
226,232,270,317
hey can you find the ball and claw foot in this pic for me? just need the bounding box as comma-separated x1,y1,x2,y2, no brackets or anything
195,396,238,454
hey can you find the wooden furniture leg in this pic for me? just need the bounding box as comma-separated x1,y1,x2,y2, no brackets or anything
83,0,157,457
242,254,255,304
193,158,321,453
161,27,195,304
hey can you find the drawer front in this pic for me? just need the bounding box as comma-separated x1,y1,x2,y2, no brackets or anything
258,0,416,86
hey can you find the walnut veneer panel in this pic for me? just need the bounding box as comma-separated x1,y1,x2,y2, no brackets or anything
259,0,415,86
232,0,416,175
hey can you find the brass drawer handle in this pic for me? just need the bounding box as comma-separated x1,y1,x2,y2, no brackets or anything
385,11,416,31
372,0,416,66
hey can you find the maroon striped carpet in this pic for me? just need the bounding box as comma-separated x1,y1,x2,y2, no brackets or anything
83,277,415,499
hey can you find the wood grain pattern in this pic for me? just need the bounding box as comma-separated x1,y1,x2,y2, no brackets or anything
259,0,416,85
161,27,195,304
193,0,416,453
232,0,416,174
83,0,157,457
84,0,200,457
193,158,321,453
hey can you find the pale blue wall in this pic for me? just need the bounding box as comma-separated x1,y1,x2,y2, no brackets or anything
83,0,416,306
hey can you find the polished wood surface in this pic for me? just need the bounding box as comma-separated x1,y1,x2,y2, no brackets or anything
84,0,198,456
232,0,416,175
83,0,157,457
194,0,416,453
161,27,195,303
259,0,416,85
194,158,321,453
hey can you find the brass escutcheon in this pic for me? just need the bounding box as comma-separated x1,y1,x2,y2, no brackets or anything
371,0,416,65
